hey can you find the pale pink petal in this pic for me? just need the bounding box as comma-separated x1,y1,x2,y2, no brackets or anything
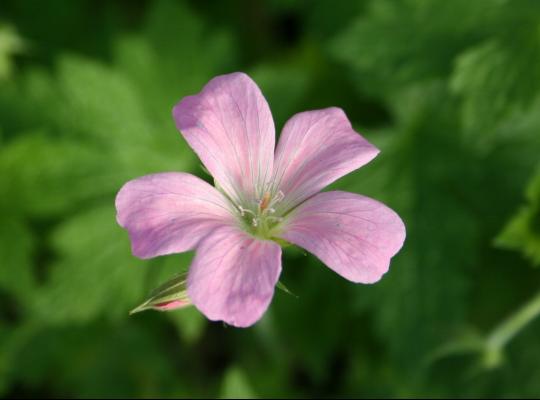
187,226,282,327
272,108,379,212
280,191,405,284
173,72,275,204
116,172,235,259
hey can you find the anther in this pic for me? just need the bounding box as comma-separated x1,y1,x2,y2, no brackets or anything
259,192,272,211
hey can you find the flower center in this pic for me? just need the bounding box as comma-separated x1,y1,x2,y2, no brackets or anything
236,190,285,239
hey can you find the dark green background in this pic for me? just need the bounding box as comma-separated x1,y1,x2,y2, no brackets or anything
1,0,540,398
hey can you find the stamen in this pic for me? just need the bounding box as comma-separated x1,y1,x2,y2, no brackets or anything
264,190,285,213
238,206,256,217
237,190,286,236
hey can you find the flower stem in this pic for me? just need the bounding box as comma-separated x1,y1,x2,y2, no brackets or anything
483,289,540,367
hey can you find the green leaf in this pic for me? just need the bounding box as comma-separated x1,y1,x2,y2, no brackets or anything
10,322,189,398
32,206,148,323
57,55,153,144
331,0,500,96
55,54,197,175
0,133,120,215
348,83,476,378
114,1,235,117
496,166,540,266
251,61,311,127
451,36,540,134
0,217,35,307
220,367,257,399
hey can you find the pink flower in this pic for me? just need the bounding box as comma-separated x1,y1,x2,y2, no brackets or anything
116,72,405,327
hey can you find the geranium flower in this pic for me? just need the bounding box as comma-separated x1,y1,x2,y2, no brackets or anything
116,72,405,327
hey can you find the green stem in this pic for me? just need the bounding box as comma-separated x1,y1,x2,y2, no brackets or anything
484,289,540,366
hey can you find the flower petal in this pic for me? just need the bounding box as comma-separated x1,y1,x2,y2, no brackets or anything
280,191,405,284
116,172,235,259
272,108,379,212
173,72,275,204
187,226,282,327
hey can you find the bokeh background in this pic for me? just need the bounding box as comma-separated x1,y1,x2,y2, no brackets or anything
1,0,540,398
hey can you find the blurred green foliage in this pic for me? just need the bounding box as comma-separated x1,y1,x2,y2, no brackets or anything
1,0,540,397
